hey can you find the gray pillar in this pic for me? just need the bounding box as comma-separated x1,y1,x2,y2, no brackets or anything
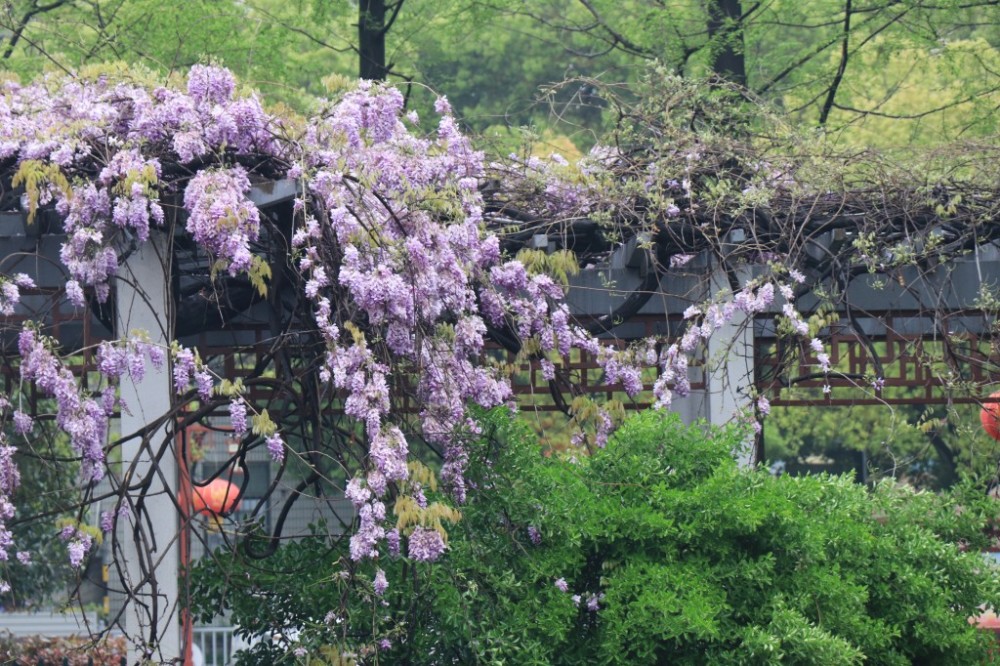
114,233,181,663
673,265,756,464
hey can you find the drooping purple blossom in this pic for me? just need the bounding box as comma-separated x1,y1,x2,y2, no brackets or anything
97,341,127,379
757,396,771,417
0,281,21,316
411,484,428,510
386,528,400,558
345,477,372,508
18,328,108,480
407,526,446,562
265,434,285,463
11,411,31,435
187,64,236,106
183,166,260,275
173,347,196,393
229,398,248,436
60,529,94,569
350,500,386,561
100,510,114,534
65,280,85,307
594,409,614,448
599,350,644,397
0,444,20,497
195,370,214,402
433,96,452,115
373,568,388,596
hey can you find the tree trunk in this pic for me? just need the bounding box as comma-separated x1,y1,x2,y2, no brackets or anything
358,0,388,81
706,0,746,87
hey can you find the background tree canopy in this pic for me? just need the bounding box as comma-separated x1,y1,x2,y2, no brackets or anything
3,0,999,144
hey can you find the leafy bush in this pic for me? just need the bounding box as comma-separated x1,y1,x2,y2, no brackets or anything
193,410,1000,665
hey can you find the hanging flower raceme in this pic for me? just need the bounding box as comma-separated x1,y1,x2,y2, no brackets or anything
18,328,108,482
183,166,260,275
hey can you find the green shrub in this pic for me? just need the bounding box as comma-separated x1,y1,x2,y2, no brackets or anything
193,410,1000,665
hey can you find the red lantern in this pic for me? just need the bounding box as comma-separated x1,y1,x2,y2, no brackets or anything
191,479,240,516
981,391,1000,441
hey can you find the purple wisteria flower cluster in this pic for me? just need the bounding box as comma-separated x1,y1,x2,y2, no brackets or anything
183,166,261,275
1,65,281,305
58,524,94,569
291,81,669,562
0,273,34,315
20,328,110,481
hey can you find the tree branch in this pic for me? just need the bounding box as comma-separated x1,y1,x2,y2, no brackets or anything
818,0,853,126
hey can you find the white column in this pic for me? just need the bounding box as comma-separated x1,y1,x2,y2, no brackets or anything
704,283,755,466
115,233,181,664
673,264,756,465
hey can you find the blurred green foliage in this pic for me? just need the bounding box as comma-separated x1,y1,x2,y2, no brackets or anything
3,0,998,147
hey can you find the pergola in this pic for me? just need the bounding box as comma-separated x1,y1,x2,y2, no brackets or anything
3,71,999,662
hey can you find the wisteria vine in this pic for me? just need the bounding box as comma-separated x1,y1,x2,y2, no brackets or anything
0,67,828,617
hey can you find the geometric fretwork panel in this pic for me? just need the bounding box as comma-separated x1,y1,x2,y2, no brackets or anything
756,311,1000,406
505,314,704,412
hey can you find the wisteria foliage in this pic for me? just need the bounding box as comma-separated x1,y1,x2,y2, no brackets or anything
0,68,811,605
